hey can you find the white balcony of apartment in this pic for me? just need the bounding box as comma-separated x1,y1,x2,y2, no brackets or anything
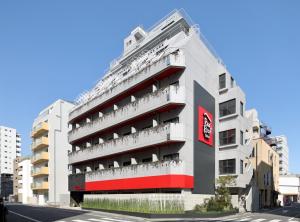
31,152,49,165
31,137,49,152
69,50,185,122
68,85,185,143
69,123,185,164
85,160,186,183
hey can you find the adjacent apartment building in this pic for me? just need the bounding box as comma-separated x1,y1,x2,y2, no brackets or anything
67,10,256,210
278,174,300,205
31,99,74,205
266,136,289,175
12,157,33,204
0,125,21,199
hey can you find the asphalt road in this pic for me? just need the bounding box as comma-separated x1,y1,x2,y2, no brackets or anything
4,202,300,222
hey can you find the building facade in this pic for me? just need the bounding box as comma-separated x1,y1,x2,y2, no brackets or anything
12,157,33,203
0,125,21,199
267,136,289,175
250,138,279,209
31,99,74,205
67,10,258,210
278,174,300,205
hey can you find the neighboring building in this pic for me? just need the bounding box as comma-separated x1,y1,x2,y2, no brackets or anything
266,136,289,175
67,10,256,210
278,174,300,205
12,157,21,202
12,157,33,203
250,138,280,209
0,125,21,199
31,99,74,205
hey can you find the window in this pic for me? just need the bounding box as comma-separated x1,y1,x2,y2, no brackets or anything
219,159,236,174
163,153,179,161
219,99,236,117
219,73,226,89
240,102,244,116
240,160,244,174
123,161,131,167
163,117,179,124
219,129,236,146
240,131,244,145
142,157,152,163
230,77,234,88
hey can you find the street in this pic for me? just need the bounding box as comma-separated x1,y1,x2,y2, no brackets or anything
5,203,300,222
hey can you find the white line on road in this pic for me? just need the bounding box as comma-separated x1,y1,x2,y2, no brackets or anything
102,217,135,222
250,219,266,222
72,220,90,222
269,220,281,222
89,219,114,222
223,217,239,221
8,210,42,222
238,218,252,221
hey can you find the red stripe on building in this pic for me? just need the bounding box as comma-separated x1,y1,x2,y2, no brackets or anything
85,174,194,191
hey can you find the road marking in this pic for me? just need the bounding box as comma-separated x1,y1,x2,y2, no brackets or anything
72,220,90,222
239,218,252,221
89,219,112,222
102,218,134,222
8,210,42,222
283,210,289,213
269,220,281,222
250,219,266,222
223,217,239,221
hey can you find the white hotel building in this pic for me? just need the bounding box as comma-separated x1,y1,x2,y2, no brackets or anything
68,10,255,210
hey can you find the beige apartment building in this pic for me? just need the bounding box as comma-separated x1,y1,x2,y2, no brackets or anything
251,138,279,208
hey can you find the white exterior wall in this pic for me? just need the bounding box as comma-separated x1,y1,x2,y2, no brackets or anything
18,159,33,204
32,99,74,206
0,126,21,174
278,175,300,204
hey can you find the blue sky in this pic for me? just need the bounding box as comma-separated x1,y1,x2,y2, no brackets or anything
0,1,299,173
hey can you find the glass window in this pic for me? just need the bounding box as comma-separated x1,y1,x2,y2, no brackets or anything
240,102,244,116
219,129,236,146
230,77,234,88
240,160,244,174
240,131,244,145
219,159,236,174
219,73,226,89
219,99,236,117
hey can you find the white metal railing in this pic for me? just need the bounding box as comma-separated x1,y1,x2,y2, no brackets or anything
68,84,184,142
85,160,185,182
70,48,185,121
68,123,185,164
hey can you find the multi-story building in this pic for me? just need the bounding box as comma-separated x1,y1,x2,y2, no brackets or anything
12,157,33,203
278,174,300,205
31,99,74,205
0,125,21,199
67,10,256,211
250,138,279,209
266,136,289,175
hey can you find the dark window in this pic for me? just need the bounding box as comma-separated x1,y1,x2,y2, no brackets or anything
240,131,244,145
108,164,114,169
163,153,179,161
219,129,236,146
219,99,236,117
219,73,226,89
142,157,152,163
230,77,234,88
240,160,244,174
142,125,152,130
219,159,236,174
123,161,131,167
240,102,244,116
163,117,179,124
123,131,131,136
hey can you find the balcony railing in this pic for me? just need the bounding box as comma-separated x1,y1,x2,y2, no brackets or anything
85,160,185,182
31,152,49,165
69,123,185,164
68,85,185,143
69,51,185,122
32,182,49,190
32,167,49,177
31,137,49,151
31,122,48,138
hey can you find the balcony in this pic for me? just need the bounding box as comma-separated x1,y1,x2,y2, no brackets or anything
68,85,185,143
32,167,49,177
31,122,48,138
69,51,185,122
31,137,49,151
69,123,185,164
31,152,49,165
32,182,49,190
